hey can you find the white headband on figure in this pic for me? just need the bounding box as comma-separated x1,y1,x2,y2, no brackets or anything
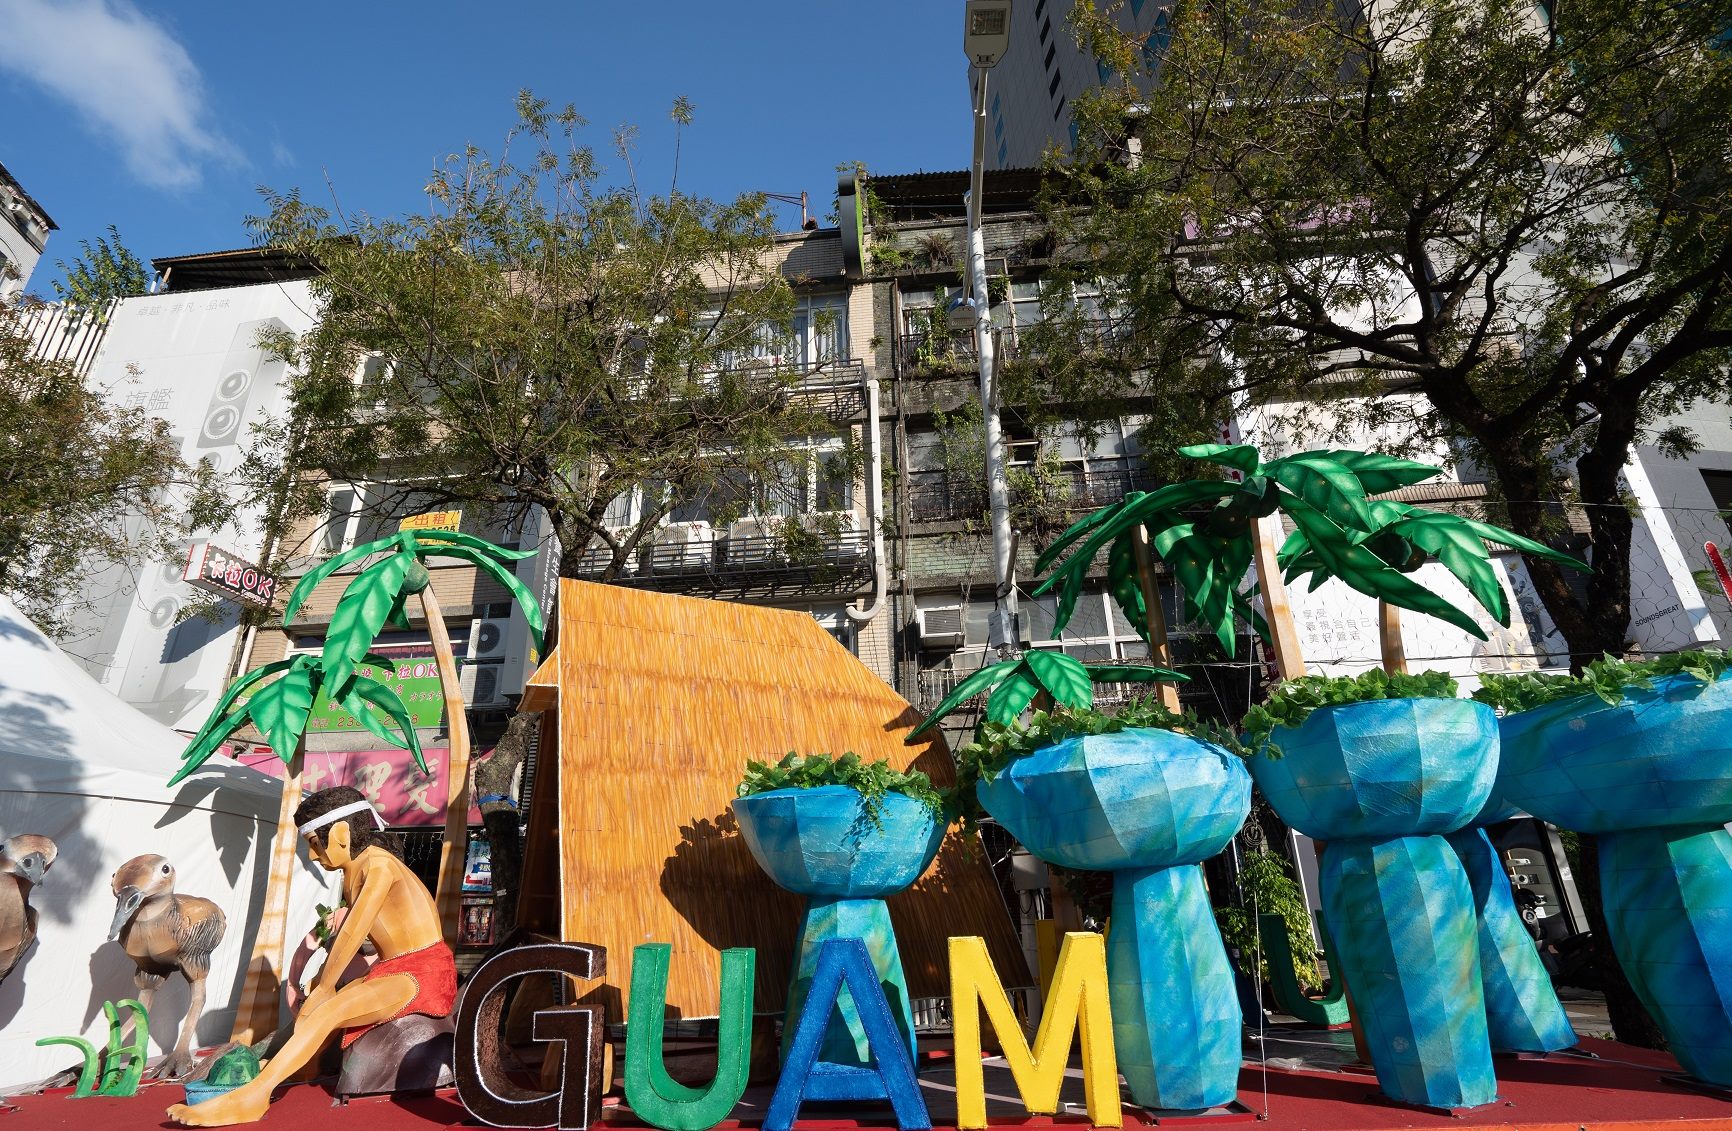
298,799,385,837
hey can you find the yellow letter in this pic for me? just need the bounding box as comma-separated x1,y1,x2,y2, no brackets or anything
950,932,1120,1129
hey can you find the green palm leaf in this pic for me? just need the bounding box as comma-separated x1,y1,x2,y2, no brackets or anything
1035,481,1236,596
1084,664,1187,683
178,659,294,764
1313,450,1441,494
1022,650,1094,708
249,657,322,762
169,701,257,786
322,553,414,692
408,528,538,561
986,670,1043,724
1034,493,1142,574
340,673,429,773
1176,443,1263,477
1266,452,1378,530
1105,533,1148,641
1383,510,1509,625
404,541,546,656
283,531,411,623
908,661,1019,738
1457,517,1590,570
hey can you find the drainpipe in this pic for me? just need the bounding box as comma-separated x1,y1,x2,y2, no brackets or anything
847,374,887,624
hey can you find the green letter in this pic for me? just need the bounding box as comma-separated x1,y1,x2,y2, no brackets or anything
624,944,755,1131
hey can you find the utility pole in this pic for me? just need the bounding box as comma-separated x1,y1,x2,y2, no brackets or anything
964,0,1019,658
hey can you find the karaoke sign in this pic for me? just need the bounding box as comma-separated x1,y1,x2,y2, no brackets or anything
182,541,279,607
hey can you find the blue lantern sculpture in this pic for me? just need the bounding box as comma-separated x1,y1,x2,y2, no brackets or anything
1251,697,1500,1108
1445,786,1576,1054
978,728,1250,1112
733,785,944,1068
1498,672,1732,1086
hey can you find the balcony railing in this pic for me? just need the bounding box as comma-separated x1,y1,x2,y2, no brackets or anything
571,527,873,597
897,316,1130,374
706,357,868,422
915,667,1162,715
906,466,1162,524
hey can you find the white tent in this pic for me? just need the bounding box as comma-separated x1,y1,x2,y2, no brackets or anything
0,595,337,1090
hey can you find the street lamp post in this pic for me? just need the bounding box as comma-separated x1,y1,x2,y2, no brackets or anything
964,0,1019,658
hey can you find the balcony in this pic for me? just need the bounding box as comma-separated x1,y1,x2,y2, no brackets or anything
570,524,873,598
897,316,1129,375
914,666,1161,716
704,358,868,423
906,466,1162,525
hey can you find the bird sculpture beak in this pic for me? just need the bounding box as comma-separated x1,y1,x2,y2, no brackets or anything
109,887,145,942
18,852,46,886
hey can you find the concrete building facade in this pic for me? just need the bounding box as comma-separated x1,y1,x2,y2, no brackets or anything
0,160,54,298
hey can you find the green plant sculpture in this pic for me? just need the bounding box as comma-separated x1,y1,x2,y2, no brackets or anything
908,651,1184,738
1036,445,1446,652
169,652,426,786
1277,497,1588,639
283,526,545,945
36,998,150,1098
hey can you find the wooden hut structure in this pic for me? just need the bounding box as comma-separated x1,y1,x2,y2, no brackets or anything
517,580,1027,1020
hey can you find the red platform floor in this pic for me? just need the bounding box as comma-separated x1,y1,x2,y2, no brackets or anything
3,1038,1728,1131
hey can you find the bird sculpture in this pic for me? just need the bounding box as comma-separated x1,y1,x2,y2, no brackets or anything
0,834,57,987
109,854,227,1080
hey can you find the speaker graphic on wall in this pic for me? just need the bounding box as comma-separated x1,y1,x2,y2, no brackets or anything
197,317,290,452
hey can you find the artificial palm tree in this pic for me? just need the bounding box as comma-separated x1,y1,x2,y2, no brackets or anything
283,527,545,944
1034,444,1457,657
1277,497,1589,671
909,650,1184,738
170,651,423,1043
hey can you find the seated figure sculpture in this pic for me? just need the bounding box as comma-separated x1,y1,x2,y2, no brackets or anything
168,787,457,1126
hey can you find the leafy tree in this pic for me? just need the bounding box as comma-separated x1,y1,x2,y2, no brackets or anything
0,296,227,640
1049,0,1732,669
241,91,838,584
53,225,149,312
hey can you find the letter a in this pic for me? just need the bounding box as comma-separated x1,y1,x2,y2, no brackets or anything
624,944,756,1131
764,938,931,1131
950,932,1120,1129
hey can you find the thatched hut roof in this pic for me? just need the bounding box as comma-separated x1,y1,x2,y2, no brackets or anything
525,579,1028,1019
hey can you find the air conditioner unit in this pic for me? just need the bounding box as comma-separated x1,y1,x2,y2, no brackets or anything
458,662,506,707
918,605,966,649
727,516,778,564
468,617,511,662
648,520,714,572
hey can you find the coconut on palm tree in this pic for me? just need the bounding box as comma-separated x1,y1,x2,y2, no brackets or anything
283,527,545,944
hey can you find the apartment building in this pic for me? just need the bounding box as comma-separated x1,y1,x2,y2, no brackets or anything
0,160,54,298
979,0,1174,170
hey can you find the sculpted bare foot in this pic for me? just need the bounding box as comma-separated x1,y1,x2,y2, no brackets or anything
165,1085,271,1127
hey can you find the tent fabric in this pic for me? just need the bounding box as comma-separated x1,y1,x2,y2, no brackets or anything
0,595,337,1091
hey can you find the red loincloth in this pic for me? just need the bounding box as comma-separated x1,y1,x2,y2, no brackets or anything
340,941,458,1048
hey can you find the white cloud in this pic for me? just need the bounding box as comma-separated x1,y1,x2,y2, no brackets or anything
0,0,231,190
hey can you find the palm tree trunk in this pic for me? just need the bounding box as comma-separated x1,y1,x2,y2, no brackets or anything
229,747,305,1044
1130,527,1182,712
1378,600,1407,674
1250,514,1307,679
421,584,472,949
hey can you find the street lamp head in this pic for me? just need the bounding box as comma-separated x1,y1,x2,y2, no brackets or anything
965,0,1013,69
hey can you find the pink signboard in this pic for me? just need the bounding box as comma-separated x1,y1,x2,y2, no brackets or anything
235,746,487,828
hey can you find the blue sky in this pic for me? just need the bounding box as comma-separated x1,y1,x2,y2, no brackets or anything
0,1,971,295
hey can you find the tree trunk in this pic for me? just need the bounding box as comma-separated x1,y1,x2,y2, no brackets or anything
1131,526,1182,711
473,710,540,935
1574,834,1669,1049
1378,600,1407,674
1250,513,1307,679
229,747,305,1044
422,584,472,950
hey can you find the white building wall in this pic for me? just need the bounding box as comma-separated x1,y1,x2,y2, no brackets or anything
62,281,317,732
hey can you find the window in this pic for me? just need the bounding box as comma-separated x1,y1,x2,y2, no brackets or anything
1703,471,1732,536
1039,17,1051,44
1069,120,1081,149
1053,94,1066,119
664,437,855,525
319,481,518,555
713,295,847,372
1144,10,1172,66
1044,43,1057,71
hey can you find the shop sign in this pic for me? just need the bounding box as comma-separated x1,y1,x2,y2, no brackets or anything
306,654,447,733
236,745,484,827
182,542,278,607
400,509,463,534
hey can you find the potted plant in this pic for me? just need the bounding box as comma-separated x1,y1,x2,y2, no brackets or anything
957,701,1251,1113
1473,651,1732,1086
1244,669,1500,1108
731,753,949,1069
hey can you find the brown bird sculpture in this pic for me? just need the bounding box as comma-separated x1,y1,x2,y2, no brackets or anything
0,834,57,986
109,854,227,1080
